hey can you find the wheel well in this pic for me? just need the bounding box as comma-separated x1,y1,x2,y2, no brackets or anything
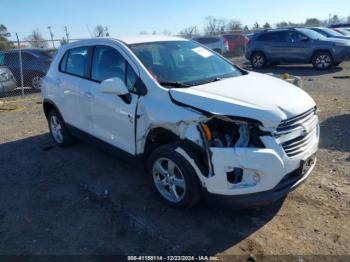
143,127,209,176
143,128,179,159
250,50,266,60
43,101,57,119
310,49,333,63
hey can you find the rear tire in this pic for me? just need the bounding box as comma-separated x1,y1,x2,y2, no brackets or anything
31,75,43,90
147,144,202,209
48,109,75,147
250,52,267,69
312,51,333,70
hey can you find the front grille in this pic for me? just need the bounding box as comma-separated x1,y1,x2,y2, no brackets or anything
277,108,318,157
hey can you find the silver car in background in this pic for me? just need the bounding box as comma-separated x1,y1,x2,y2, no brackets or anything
0,66,17,93
192,36,229,54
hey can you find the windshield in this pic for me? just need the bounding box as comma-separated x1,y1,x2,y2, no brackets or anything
297,28,326,39
129,41,243,87
319,28,344,37
336,28,350,35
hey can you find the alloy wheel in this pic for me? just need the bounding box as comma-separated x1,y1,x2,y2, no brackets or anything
32,76,42,90
315,54,331,69
152,158,186,203
50,115,64,143
252,55,264,68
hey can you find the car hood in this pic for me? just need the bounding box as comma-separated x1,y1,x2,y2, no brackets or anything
169,72,316,128
321,37,350,45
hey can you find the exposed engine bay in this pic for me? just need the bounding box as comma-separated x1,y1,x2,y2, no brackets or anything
201,116,263,149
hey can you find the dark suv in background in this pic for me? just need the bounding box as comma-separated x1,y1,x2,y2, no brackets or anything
0,49,55,89
245,28,350,69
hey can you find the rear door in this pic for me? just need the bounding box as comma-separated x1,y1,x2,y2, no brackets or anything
58,46,94,133
258,31,288,61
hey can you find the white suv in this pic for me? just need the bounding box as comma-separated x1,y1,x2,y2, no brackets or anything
41,36,319,209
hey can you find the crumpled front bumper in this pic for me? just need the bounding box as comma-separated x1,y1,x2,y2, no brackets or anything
200,131,318,207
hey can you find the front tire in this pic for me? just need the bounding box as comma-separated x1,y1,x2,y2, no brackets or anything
147,144,202,209
250,52,267,69
48,109,74,147
312,51,333,69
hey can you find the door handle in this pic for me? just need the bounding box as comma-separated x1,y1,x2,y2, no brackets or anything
85,92,94,99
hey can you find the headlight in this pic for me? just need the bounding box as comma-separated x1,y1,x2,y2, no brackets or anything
0,72,10,82
0,68,13,82
201,116,264,148
334,42,349,47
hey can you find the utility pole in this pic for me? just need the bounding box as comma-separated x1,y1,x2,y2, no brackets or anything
15,32,24,97
47,26,55,48
64,26,69,43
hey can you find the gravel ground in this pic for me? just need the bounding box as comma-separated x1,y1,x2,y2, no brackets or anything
0,59,349,260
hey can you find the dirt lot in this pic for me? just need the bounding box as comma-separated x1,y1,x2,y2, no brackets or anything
0,58,349,260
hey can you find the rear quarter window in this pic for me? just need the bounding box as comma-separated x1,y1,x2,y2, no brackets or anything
257,32,286,42
59,51,69,72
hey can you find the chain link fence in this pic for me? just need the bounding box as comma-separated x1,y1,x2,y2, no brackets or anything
0,39,82,99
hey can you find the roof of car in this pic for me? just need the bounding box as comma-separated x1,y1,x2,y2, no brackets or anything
118,35,188,44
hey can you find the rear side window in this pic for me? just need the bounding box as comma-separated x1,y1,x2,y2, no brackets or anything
257,32,286,42
66,47,90,78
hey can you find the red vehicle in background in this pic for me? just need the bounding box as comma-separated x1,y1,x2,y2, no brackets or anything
222,33,249,55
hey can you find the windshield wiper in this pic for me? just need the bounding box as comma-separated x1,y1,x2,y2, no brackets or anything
191,77,222,86
159,81,192,88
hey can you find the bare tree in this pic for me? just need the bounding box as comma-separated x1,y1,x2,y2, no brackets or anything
162,29,171,36
263,22,271,29
348,16,350,22
203,16,226,35
331,15,340,25
305,18,322,26
139,31,148,35
252,22,260,32
26,29,48,48
179,26,199,39
94,25,108,37
0,24,13,50
226,20,242,31
243,25,250,33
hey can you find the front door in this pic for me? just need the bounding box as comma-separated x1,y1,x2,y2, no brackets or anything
89,45,140,154
285,31,311,62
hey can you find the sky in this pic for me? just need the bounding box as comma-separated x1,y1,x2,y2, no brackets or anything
2,0,350,41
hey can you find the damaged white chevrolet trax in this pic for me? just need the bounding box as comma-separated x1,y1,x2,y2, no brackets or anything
42,36,319,209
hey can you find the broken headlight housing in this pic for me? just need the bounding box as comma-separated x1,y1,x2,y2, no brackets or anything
201,116,264,148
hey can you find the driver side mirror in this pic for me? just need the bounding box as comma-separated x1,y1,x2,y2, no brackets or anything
100,77,132,104
300,36,309,42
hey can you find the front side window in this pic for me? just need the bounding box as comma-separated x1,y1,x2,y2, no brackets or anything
286,32,304,43
66,46,89,78
129,41,242,87
92,46,139,92
296,28,326,40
